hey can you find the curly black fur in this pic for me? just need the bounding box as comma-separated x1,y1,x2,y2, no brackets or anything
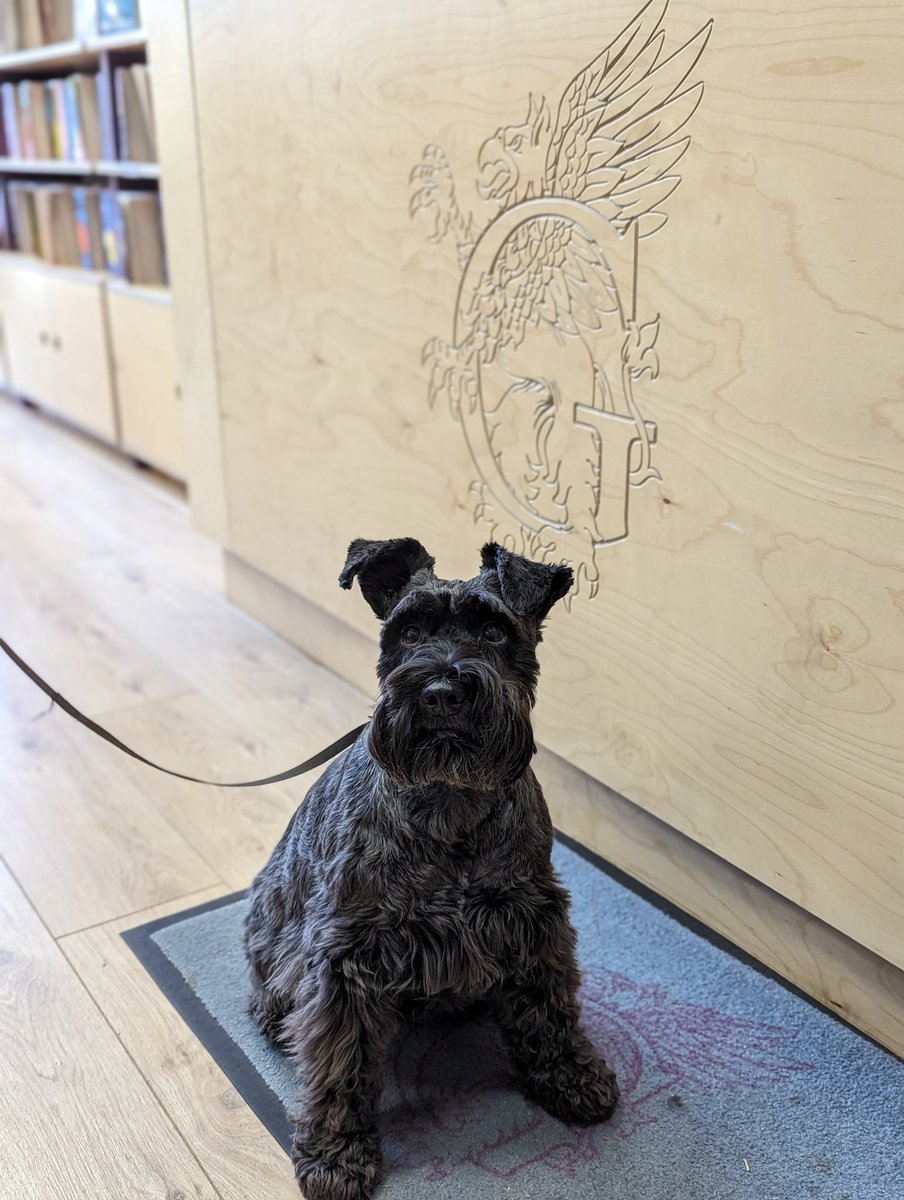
244,539,618,1199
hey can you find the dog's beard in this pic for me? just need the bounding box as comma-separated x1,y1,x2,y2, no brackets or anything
368,658,534,792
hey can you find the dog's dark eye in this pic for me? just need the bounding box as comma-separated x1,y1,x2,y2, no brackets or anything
482,622,506,645
400,625,422,646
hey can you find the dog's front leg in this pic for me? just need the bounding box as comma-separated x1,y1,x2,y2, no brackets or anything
287,963,396,1200
497,927,619,1127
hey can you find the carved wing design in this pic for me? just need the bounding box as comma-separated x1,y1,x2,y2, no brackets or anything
459,217,620,365
547,0,712,237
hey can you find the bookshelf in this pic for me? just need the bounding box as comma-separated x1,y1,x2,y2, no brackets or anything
0,157,159,176
0,2,185,480
0,28,148,70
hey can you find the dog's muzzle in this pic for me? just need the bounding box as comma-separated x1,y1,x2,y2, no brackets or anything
420,673,470,720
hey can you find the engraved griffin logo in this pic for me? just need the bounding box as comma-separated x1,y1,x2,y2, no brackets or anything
410,0,711,596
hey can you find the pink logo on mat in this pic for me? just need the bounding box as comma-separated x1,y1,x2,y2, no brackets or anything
383,967,813,1181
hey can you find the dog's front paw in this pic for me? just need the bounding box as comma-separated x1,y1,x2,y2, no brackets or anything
293,1129,382,1200
526,1050,619,1126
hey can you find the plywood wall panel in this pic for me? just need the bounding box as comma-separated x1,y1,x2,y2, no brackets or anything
183,0,904,967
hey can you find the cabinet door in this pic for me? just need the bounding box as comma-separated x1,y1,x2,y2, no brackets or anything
0,260,56,403
43,272,118,442
107,287,185,479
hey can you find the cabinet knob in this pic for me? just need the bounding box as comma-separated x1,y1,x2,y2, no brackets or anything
52,336,62,351
38,331,48,345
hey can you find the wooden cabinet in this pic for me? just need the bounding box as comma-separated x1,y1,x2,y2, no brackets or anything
107,285,186,478
0,260,56,406
0,255,186,477
44,271,119,442
0,256,117,441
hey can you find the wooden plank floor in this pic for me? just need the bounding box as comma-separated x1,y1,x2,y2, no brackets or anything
0,397,370,1198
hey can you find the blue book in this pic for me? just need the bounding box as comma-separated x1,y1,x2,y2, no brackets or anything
97,0,139,36
99,190,125,276
62,78,85,162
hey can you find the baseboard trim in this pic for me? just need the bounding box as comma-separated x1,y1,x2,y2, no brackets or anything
224,550,904,1059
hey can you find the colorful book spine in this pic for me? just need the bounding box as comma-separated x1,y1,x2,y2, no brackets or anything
43,85,61,159
62,78,85,161
16,82,36,159
1,84,21,159
50,80,70,160
97,0,139,36
72,186,93,269
99,190,125,276
95,72,115,160
113,68,128,160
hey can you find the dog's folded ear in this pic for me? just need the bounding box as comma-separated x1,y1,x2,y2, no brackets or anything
339,538,436,619
480,542,573,624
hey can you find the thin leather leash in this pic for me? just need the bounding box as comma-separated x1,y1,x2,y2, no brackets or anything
0,637,367,788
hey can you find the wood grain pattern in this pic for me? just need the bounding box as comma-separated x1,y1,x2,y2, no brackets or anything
225,544,904,1059
0,705,220,936
143,0,230,540
108,287,188,479
0,400,218,935
0,860,220,1200
0,256,118,439
61,891,301,1200
181,0,904,968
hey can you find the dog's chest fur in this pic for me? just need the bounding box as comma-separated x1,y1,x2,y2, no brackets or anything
340,786,560,1003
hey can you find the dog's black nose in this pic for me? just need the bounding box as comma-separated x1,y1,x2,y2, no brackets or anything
421,677,469,717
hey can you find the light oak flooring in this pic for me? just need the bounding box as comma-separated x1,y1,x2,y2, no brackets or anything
0,397,371,1199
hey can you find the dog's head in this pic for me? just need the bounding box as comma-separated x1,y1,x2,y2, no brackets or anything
339,537,572,791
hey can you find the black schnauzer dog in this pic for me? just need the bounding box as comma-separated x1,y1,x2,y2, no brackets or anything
244,538,618,1199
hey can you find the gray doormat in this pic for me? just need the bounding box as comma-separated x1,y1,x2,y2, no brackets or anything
123,834,903,1199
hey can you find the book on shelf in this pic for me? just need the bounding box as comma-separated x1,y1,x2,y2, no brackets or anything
34,183,82,265
0,184,10,249
0,71,102,162
8,182,40,254
43,80,58,156
95,68,115,159
75,73,100,158
96,0,138,37
0,1,98,56
37,0,75,44
62,76,85,159
14,0,45,50
0,0,20,56
119,190,164,284
5,180,166,284
98,185,123,274
49,78,69,158
72,183,102,268
1,83,19,156
114,64,155,161
29,81,51,157
16,79,35,157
